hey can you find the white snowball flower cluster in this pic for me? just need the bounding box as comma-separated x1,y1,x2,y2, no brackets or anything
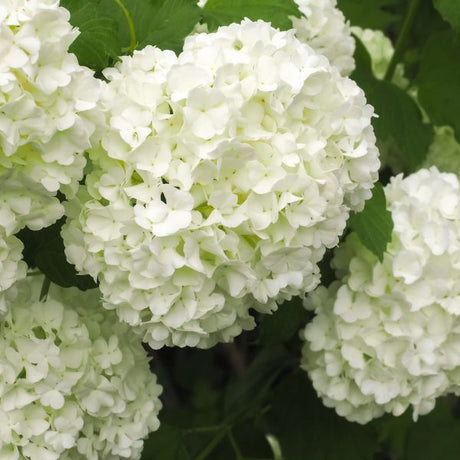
423,126,460,177
0,231,25,310
351,27,392,79
302,167,460,424
351,26,408,87
197,0,355,76
0,168,65,307
0,275,162,460
0,169,64,233
0,0,101,198
0,0,101,308
62,19,379,349
291,0,355,76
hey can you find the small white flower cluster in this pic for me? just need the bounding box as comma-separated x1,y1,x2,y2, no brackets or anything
0,0,100,197
0,169,65,305
302,167,460,424
0,231,25,310
291,0,355,76
351,27,393,79
197,0,355,76
62,19,379,349
351,26,408,87
423,126,460,177
0,169,64,233
0,276,162,460
0,0,101,307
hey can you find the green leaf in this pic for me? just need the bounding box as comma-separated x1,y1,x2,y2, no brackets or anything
101,0,201,54
405,399,460,460
224,346,293,419
202,0,301,31
212,421,273,460
433,0,460,32
348,183,393,262
142,425,192,460
352,38,433,172
337,0,401,30
61,0,121,70
417,30,460,142
140,0,201,52
258,297,308,345
376,411,413,458
266,371,378,460
17,220,97,291
173,349,224,393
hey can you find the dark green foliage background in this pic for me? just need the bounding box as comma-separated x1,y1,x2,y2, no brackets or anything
20,0,460,458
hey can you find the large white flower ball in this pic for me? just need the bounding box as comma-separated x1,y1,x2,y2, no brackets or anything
302,167,460,424
0,0,101,197
0,231,25,309
0,276,162,459
0,168,66,307
62,19,379,349
291,0,355,76
197,0,355,76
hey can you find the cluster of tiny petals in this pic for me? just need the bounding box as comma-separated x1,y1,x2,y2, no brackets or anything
291,0,355,76
302,167,460,424
0,276,162,460
0,0,101,197
0,168,64,306
351,27,393,79
197,0,355,76
0,233,26,311
0,169,64,234
63,19,379,349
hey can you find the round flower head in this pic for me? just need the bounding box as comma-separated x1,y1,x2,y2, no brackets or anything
0,276,162,459
302,167,460,424
0,232,26,311
0,169,64,234
291,0,355,76
197,0,355,76
0,167,65,308
63,19,379,349
0,0,101,197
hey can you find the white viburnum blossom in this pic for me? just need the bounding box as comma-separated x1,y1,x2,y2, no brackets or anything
196,0,355,76
0,169,64,233
423,126,460,177
291,0,355,76
351,26,408,87
0,168,65,308
0,275,162,460
0,232,26,312
302,167,460,424
62,19,379,349
0,0,101,198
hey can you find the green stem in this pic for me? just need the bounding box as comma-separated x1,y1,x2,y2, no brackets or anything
266,434,283,460
228,428,244,460
243,458,275,460
39,277,51,301
184,424,225,434
113,0,137,52
195,427,228,460
384,0,420,81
